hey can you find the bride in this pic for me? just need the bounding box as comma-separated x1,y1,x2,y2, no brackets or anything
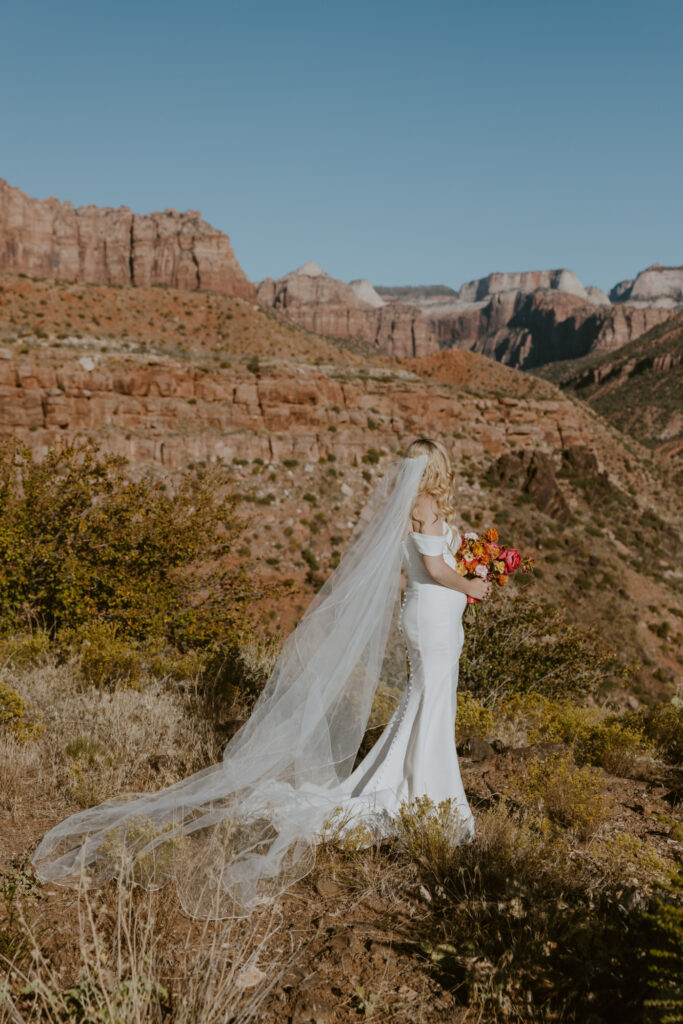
32,437,491,919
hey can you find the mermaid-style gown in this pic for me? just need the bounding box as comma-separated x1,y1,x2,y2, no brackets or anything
332,520,475,841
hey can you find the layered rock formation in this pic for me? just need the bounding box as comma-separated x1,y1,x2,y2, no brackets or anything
0,178,254,299
534,313,683,462
610,264,683,307
379,268,676,369
256,262,436,358
434,290,672,367
0,346,600,471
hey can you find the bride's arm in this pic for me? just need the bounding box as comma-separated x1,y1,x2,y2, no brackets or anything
422,553,479,596
411,494,489,599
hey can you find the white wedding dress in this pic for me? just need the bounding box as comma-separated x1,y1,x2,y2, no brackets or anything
32,456,475,918
329,519,476,842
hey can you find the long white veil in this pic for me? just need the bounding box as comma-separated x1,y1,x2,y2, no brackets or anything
32,453,428,919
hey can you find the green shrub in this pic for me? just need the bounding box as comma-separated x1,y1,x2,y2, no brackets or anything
523,752,610,841
643,867,683,1024
642,699,683,765
62,620,143,689
361,448,384,465
0,442,275,653
455,692,494,744
590,832,675,892
494,692,601,746
0,629,51,668
573,715,653,776
0,680,42,741
461,597,633,702
396,794,475,887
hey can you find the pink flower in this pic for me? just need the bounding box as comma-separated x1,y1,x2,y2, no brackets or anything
503,548,521,574
474,564,488,578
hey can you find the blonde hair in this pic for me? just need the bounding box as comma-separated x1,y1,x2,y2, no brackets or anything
404,437,457,535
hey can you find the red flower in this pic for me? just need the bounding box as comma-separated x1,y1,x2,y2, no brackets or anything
503,548,521,574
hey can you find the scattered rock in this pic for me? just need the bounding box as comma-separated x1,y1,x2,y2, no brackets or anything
315,877,343,897
234,962,267,989
463,737,497,762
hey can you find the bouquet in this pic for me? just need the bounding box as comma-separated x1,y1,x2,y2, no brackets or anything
454,527,534,618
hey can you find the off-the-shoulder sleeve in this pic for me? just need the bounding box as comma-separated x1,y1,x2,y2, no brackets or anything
410,532,448,556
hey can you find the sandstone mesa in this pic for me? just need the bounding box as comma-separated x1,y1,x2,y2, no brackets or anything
0,178,254,299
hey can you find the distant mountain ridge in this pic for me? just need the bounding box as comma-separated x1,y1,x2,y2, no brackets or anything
2,178,681,372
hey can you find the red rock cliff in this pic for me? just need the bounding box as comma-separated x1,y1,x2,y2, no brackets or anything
0,178,254,299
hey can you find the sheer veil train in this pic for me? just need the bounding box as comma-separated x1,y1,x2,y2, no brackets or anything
32,452,429,919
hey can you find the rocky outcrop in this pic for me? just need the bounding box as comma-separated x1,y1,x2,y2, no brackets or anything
428,275,671,369
610,264,683,308
585,286,611,306
256,262,436,358
494,448,571,522
457,268,588,303
538,313,683,461
376,266,681,369
0,347,600,471
0,178,254,299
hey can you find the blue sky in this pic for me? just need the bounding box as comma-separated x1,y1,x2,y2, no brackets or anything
2,0,681,293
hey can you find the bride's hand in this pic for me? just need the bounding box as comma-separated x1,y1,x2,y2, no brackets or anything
468,577,492,600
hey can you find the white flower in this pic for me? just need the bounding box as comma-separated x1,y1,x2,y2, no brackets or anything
474,564,488,578
464,531,479,540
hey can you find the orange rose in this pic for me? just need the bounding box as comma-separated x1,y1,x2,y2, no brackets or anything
497,574,508,586
484,527,499,543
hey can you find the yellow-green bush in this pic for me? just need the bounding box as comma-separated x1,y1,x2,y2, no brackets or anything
455,692,495,744
494,692,601,745
589,832,675,892
396,794,476,886
523,752,610,841
63,620,143,689
0,680,42,741
0,441,280,653
573,715,653,776
461,596,633,701
642,698,683,765
494,694,653,776
0,630,51,668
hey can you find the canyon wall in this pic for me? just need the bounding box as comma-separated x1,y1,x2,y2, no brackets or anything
0,178,254,299
379,268,677,369
0,348,596,471
256,262,436,358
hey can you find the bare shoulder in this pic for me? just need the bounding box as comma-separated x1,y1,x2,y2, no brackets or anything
411,492,443,536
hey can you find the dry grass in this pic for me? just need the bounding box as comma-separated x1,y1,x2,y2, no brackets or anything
0,657,218,822
1,653,681,1023
1,881,302,1024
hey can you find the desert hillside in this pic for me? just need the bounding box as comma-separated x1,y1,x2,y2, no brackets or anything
531,313,683,467
0,262,681,1024
4,179,683,374
0,270,680,700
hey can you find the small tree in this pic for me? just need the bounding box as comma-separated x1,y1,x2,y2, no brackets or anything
0,441,279,653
